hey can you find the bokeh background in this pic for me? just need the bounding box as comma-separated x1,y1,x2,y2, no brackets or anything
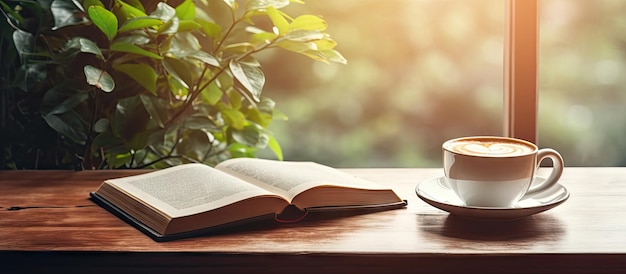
255,0,626,167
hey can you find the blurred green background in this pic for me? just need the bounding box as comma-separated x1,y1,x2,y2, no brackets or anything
256,0,626,167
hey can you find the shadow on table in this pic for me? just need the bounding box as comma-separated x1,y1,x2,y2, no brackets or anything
418,213,565,242
190,205,405,238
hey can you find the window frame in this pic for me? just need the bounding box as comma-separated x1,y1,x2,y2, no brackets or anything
504,0,538,143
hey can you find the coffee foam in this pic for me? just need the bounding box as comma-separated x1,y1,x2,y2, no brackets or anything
444,138,535,157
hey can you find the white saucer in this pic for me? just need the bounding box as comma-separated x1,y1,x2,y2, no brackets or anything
415,176,570,221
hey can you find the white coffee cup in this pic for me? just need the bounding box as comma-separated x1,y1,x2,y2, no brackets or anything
442,136,564,207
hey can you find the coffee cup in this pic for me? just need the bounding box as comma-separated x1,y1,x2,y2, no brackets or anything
442,136,564,207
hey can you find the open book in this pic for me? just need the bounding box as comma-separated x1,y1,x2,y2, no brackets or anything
90,158,406,241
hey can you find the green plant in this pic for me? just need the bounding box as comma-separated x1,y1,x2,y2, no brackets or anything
0,0,346,169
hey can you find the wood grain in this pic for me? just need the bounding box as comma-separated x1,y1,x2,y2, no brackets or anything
1,168,626,273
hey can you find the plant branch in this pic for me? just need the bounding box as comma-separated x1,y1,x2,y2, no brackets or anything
134,129,183,169
213,7,240,55
164,31,278,131
166,0,283,129
129,149,136,168
97,147,105,170
81,88,99,170
164,64,229,128
184,63,211,106
135,154,183,169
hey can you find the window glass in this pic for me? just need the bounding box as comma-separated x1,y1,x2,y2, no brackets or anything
539,0,626,166
260,0,505,167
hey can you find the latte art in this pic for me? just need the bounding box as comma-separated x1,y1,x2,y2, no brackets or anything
445,140,534,156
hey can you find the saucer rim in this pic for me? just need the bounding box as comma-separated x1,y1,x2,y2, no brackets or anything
415,176,570,220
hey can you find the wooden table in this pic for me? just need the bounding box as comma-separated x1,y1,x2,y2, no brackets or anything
1,168,625,273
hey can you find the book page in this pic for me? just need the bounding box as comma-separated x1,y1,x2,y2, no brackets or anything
216,158,388,201
104,163,283,218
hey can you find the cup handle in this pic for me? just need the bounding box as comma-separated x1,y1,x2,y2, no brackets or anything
526,148,564,195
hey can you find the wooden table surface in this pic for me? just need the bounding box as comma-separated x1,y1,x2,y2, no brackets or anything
1,167,625,273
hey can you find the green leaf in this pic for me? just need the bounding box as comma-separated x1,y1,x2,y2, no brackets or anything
167,74,189,98
240,56,262,67
178,20,202,32
88,6,118,41
277,40,346,64
84,65,115,92
277,40,317,52
222,0,237,9
113,96,151,148
77,38,103,56
91,130,120,155
229,60,264,102
187,51,220,67
272,107,289,121
120,0,145,13
257,97,276,113
296,50,329,64
250,30,278,44
231,125,270,148
266,6,289,34
177,129,213,162
112,63,157,94
267,135,283,160
175,0,195,21
247,0,290,10
321,49,348,65
220,107,245,130
157,16,179,35
113,33,151,45
139,95,169,128
246,108,273,127
94,118,110,133
313,38,338,50
247,97,280,126
118,17,163,33
296,49,348,65
183,116,221,132
111,41,163,59
228,143,257,158
1,1,24,24
168,32,202,55
114,0,147,19
40,85,81,114
47,92,89,115
109,150,133,168
152,2,177,21
282,29,325,42
289,15,327,31
127,129,154,150
43,111,88,145
51,0,89,30
66,37,104,59
223,42,256,53
200,80,223,105
82,0,104,10
197,18,222,39
163,57,193,89
15,63,46,92
12,30,33,59
217,70,235,91
228,89,242,110
91,132,127,168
